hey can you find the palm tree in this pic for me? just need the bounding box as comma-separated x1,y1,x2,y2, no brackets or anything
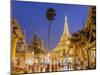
46,8,56,50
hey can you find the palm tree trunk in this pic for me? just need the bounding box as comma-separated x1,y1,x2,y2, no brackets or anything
48,21,51,50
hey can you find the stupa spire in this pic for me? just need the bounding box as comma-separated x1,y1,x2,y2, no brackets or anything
63,15,70,37
53,15,71,53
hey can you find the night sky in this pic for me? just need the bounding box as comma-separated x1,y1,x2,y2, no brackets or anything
12,0,89,50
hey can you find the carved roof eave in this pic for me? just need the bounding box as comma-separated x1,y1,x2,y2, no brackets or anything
83,41,96,50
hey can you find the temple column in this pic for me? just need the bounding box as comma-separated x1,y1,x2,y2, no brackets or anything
12,35,18,63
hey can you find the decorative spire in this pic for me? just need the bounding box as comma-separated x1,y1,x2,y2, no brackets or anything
63,15,70,37
23,28,27,42
23,29,26,38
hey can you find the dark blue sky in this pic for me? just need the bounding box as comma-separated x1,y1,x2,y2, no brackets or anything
12,1,89,50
